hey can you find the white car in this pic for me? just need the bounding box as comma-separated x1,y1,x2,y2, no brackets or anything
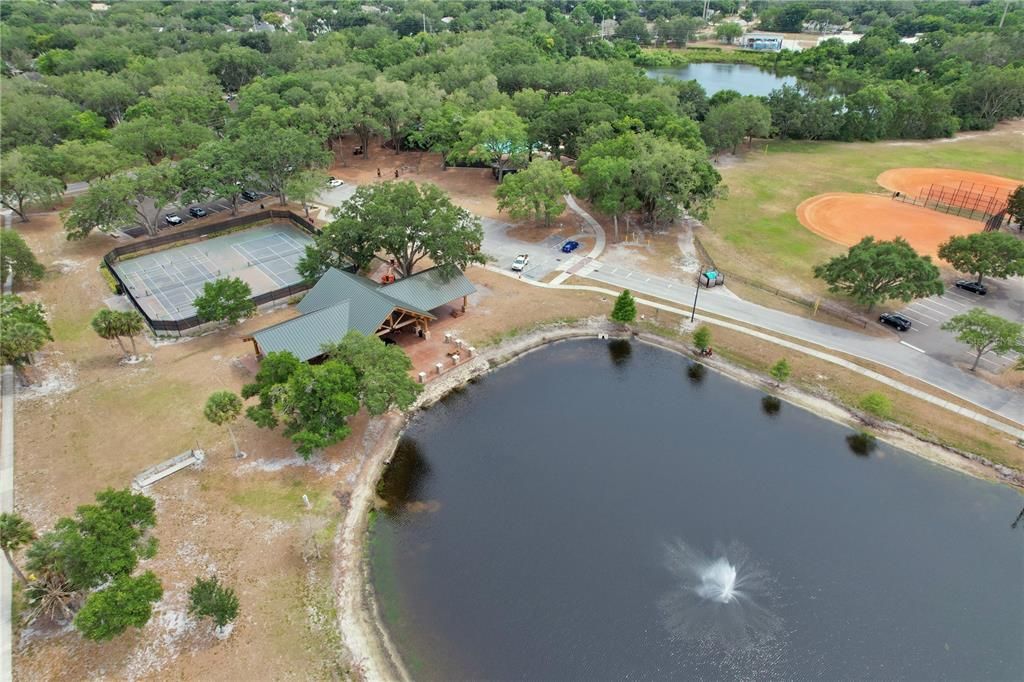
327,178,344,188
511,254,529,272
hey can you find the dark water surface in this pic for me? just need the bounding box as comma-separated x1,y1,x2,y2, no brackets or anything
371,340,1023,680
646,62,795,97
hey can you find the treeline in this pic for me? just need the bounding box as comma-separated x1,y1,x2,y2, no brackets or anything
2,1,1022,230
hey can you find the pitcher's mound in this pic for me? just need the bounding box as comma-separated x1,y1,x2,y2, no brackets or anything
796,193,981,259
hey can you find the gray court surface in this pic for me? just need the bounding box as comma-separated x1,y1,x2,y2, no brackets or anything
113,223,314,321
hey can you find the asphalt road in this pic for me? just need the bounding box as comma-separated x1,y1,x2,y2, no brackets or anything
584,263,1024,424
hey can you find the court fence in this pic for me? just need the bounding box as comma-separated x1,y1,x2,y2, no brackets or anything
103,209,331,335
891,182,1010,223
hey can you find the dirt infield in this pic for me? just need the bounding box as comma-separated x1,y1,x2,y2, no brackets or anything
877,168,1022,198
796,192,982,259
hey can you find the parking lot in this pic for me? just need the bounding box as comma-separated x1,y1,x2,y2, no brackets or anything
889,277,1023,372
123,191,273,238
480,217,583,281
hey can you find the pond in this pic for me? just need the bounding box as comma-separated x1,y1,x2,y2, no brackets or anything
646,62,795,97
371,340,1023,680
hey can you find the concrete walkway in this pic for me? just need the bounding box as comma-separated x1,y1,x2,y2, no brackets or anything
550,195,606,285
556,201,1024,428
2,212,15,682
484,264,1024,440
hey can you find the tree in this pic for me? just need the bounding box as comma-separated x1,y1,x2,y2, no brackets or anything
813,237,944,310
91,309,129,357
111,117,214,166
211,44,265,92
769,359,791,386
610,289,637,325
63,162,181,239
299,182,485,279
941,308,1024,372
495,159,581,227
0,230,46,286
715,22,744,43
188,576,240,629
0,512,36,586
937,232,1024,284
193,278,255,326
372,77,413,154
859,392,893,422
74,571,163,641
450,109,530,183
116,310,145,358
578,154,639,239
26,488,157,594
693,325,711,352
0,151,63,223
1008,185,1024,228
702,97,772,154
246,357,361,459
617,16,651,44
177,141,251,216
236,113,329,205
284,170,325,220
204,391,245,458
321,331,422,415
0,294,52,369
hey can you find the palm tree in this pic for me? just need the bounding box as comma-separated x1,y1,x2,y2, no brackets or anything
116,310,146,358
90,309,128,356
0,512,36,586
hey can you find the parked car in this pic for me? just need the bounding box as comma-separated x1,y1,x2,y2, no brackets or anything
164,213,183,226
327,178,344,188
879,312,912,332
511,254,529,272
561,240,580,253
955,279,987,295
188,206,208,218
241,190,259,202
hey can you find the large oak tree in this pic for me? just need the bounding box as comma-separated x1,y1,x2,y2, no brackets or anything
813,237,944,310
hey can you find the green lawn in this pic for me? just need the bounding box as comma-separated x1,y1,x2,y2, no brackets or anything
702,126,1024,299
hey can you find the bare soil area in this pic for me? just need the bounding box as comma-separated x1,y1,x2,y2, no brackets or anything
6,209,614,680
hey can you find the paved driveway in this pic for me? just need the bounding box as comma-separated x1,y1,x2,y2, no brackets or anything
890,277,1023,372
480,217,572,281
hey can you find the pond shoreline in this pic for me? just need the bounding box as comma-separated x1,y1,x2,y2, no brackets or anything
335,318,1023,679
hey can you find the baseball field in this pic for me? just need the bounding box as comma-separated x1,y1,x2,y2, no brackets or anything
702,121,1024,299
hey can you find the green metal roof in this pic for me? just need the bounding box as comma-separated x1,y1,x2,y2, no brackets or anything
298,268,434,319
380,266,476,313
251,266,475,361
251,302,362,362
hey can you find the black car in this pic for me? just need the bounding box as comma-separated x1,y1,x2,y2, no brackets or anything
955,279,987,295
164,213,183,226
241,190,259,202
879,312,912,332
188,206,208,218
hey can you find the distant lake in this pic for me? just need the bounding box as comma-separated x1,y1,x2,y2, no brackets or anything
371,339,1024,680
647,62,796,97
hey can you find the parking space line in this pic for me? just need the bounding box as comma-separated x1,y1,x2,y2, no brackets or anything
921,298,960,312
897,312,930,327
903,305,942,322
900,340,927,353
944,291,975,304
911,300,952,317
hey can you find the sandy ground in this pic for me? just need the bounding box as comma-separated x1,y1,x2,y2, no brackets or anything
6,206,613,680
877,167,1022,199
796,192,984,259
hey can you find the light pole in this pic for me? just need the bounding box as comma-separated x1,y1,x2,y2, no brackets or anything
690,268,702,323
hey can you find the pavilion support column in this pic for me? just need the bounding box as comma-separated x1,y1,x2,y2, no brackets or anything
461,295,468,313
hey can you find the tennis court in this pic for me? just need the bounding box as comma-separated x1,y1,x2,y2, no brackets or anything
112,223,314,321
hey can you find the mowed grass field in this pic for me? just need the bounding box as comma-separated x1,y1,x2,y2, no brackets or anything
702,121,1024,300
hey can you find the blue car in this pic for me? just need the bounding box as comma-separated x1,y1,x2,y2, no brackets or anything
561,240,580,253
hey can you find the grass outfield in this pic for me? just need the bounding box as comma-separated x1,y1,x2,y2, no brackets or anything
701,121,1024,300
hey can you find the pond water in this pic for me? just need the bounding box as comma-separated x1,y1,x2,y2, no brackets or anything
646,62,795,97
371,340,1023,680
